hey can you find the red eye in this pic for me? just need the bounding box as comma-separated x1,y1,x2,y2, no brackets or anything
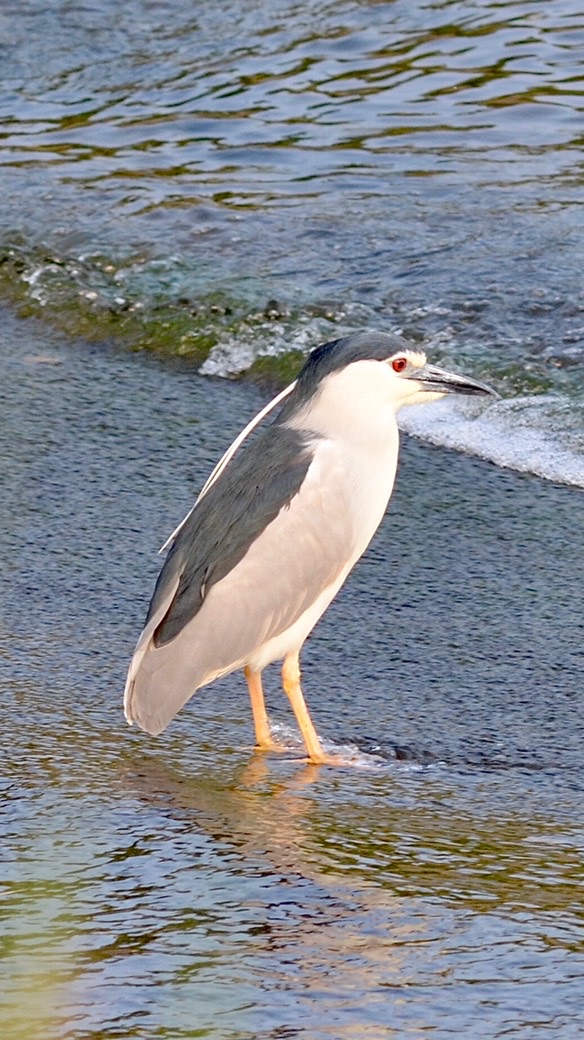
391,357,407,373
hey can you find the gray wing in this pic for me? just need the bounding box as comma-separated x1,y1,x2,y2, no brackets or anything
147,423,314,644
124,427,355,736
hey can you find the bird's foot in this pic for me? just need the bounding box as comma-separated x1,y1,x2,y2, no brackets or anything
285,751,366,768
253,738,291,753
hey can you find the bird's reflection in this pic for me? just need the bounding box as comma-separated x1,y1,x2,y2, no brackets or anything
120,745,442,1033
122,748,326,877
119,739,579,919
114,742,584,1040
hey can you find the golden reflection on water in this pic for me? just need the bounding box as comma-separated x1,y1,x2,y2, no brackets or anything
123,749,584,920
100,748,583,1037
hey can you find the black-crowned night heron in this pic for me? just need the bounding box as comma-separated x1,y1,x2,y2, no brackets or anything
125,331,495,764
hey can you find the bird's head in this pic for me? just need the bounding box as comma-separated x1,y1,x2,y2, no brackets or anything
382,346,496,407
281,331,496,429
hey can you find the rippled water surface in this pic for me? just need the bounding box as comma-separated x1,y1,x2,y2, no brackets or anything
2,2,584,1037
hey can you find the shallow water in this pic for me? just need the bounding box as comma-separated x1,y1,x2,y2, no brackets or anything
2,309,584,1039
1,0,584,482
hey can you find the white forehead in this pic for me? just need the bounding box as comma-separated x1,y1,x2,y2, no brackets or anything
391,349,427,369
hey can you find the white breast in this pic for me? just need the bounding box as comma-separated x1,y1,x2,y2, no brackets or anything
248,416,400,672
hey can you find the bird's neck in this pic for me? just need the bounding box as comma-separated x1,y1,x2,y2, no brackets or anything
285,367,400,456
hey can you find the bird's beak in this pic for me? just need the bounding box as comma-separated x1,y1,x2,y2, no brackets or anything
409,364,498,398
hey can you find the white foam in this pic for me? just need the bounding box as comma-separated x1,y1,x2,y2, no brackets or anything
399,394,584,488
267,721,388,769
199,337,258,377
199,323,321,378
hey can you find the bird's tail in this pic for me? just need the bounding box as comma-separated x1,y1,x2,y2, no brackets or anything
123,585,236,736
123,582,204,736
124,623,205,736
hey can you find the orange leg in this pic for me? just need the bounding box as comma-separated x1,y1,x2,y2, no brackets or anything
281,651,331,765
245,666,276,750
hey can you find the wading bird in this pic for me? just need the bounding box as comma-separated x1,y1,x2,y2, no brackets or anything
124,331,494,764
